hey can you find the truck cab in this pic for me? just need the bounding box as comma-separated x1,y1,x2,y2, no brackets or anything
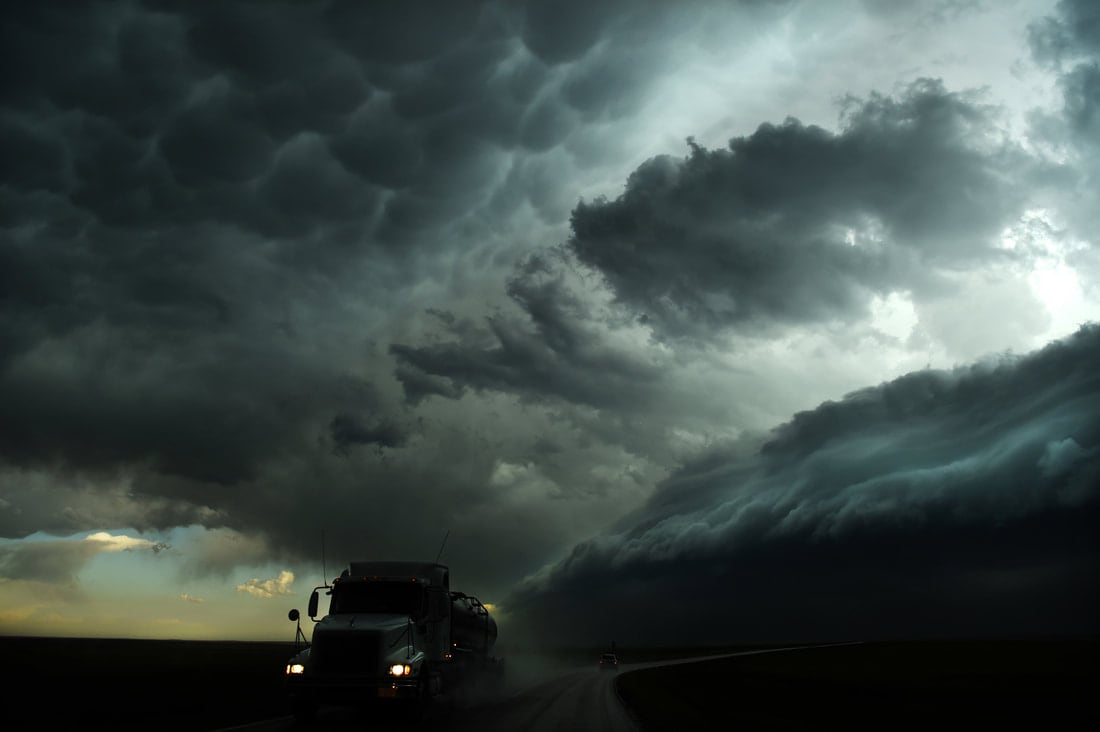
284,561,453,721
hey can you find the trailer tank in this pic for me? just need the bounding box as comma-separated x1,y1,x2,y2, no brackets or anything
450,591,498,657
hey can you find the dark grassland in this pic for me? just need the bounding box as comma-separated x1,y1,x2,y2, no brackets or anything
0,636,298,730
616,638,1099,731
2,636,1096,730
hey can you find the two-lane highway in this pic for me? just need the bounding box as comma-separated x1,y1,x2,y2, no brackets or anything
222,644,860,731
447,662,637,732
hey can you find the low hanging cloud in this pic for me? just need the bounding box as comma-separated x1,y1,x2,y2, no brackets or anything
508,324,1100,644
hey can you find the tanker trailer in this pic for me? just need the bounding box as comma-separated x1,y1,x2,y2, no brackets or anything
448,591,504,681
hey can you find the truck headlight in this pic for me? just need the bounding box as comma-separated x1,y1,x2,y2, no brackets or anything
388,663,412,677
286,663,305,675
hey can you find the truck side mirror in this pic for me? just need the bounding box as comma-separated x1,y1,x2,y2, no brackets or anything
288,608,300,622
308,590,319,619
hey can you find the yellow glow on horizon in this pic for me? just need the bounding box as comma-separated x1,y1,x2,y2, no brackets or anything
0,578,293,641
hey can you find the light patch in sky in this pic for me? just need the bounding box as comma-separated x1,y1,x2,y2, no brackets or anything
0,526,310,640
83,531,165,553
1002,209,1099,344
870,292,919,342
1030,259,1091,335
916,271,1051,362
490,461,563,503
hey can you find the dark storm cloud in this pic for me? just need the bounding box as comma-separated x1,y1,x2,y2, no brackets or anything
568,80,1034,340
1028,0,1099,64
1030,0,1100,149
1028,0,1100,268
2,0,1091,618
518,0,626,64
4,0,718,592
1060,61,1100,139
328,414,409,455
509,325,1100,644
0,1,578,243
390,251,663,409
0,5,513,480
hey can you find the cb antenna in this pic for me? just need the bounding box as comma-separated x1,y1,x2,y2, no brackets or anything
435,529,449,564
321,529,328,587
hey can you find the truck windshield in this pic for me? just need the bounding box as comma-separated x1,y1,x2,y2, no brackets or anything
330,581,425,616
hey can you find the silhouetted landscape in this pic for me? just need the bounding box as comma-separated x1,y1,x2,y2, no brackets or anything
617,638,1099,731
4,635,1096,730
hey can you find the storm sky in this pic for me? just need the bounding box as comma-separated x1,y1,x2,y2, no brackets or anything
1,0,1097,643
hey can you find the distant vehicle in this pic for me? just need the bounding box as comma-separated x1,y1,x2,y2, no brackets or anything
284,560,504,722
599,652,619,670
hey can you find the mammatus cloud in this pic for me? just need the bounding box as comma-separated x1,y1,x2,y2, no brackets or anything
1,0,712,582
236,570,295,600
508,324,1100,644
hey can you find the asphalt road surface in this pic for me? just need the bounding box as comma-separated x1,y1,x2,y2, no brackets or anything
220,645,851,732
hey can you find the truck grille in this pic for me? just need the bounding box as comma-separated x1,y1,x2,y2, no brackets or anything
311,631,380,675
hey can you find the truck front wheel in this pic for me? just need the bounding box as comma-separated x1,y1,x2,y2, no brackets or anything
291,697,317,725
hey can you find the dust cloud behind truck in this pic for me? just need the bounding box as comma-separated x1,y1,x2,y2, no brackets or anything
284,560,503,721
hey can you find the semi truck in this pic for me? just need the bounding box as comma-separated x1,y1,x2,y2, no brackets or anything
284,560,502,721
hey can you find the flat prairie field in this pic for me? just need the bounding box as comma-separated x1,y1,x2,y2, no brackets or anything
615,638,1099,731
0,636,299,730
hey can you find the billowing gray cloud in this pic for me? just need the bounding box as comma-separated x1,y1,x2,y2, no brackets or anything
507,324,1100,644
329,414,410,455
567,79,1039,341
1029,0,1099,65
1025,0,1100,297
391,250,663,410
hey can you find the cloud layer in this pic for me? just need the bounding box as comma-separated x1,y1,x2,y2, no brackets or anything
0,1,1096,639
